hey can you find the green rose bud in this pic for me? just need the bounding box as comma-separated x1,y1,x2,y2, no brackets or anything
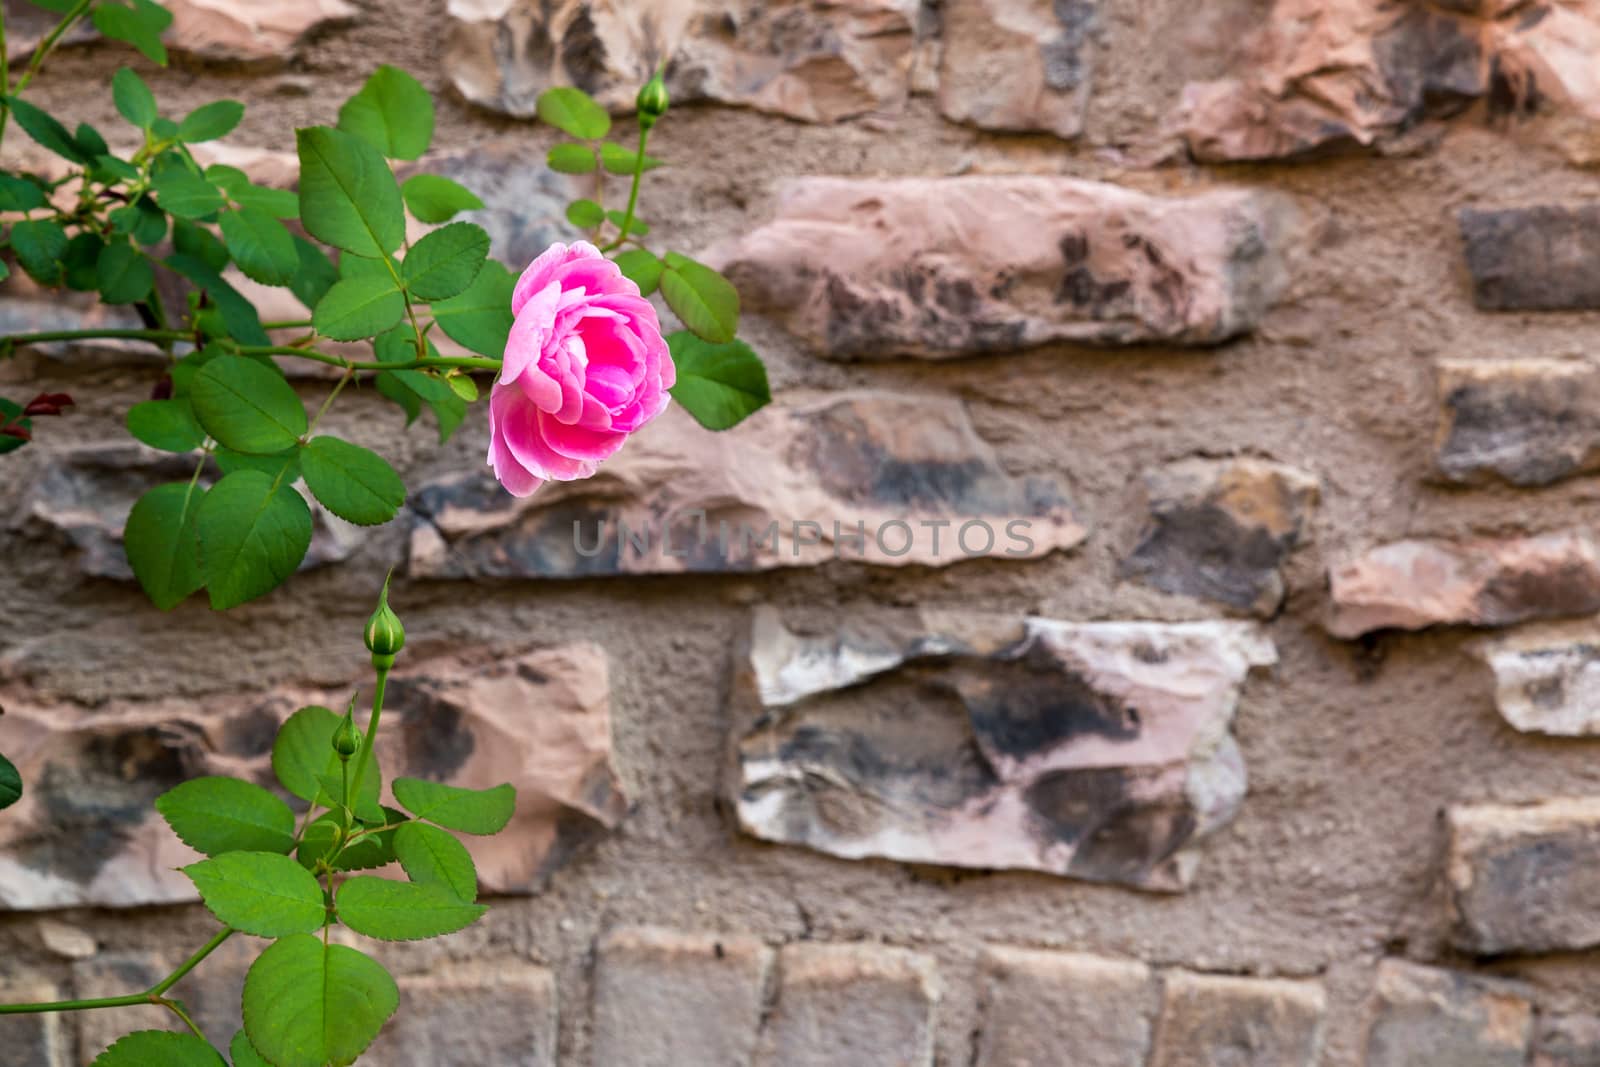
364,573,405,668
331,713,361,759
636,74,668,128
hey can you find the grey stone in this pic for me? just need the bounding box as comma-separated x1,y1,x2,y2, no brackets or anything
937,0,1095,138
1147,970,1325,1067
0,975,68,1067
1460,206,1600,311
1470,621,1600,737
592,927,774,1067
728,608,1275,892
1434,359,1600,486
1363,960,1531,1067
709,176,1297,360
1446,798,1600,955
1122,456,1318,616
757,943,937,1067
363,964,557,1067
1535,1015,1600,1067
400,143,572,276
72,952,181,1059
975,947,1154,1067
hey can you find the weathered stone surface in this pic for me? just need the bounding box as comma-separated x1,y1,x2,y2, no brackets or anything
399,143,571,274
937,0,1095,138
1470,621,1600,736
0,643,623,908
8,443,361,583
407,395,1085,579
1363,960,1531,1067
729,608,1274,892
1176,1,1600,162
592,927,774,1067
364,965,558,1067
36,919,96,960
1535,1014,1600,1067
1446,798,1600,955
1122,456,1318,616
0,975,67,1067
711,177,1295,360
1325,533,1600,639
1460,206,1600,312
73,952,181,1057
446,0,918,123
975,947,1154,1067
164,0,357,63
1434,359,1600,486
1147,970,1325,1067
757,943,938,1067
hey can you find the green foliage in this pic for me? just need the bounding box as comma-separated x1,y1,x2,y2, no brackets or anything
337,876,487,941
156,776,297,856
271,705,345,803
547,142,596,174
230,1031,272,1067
313,273,405,340
300,436,406,526
666,332,772,431
126,398,204,452
92,0,173,65
565,197,604,229
296,126,406,258
400,173,483,224
338,65,434,161
91,1031,224,1066
194,470,313,609
661,253,741,344
124,482,206,610
219,208,299,286
178,100,244,142
401,221,489,300
0,753,21,812
429,259,515,358
243,934,398,1067
613,248,663,295
10,218,68,284
392,778,516,835
537,86,610,139
394,821,476,901
111,67,158,128
9,97,90,162
184,851,327,936
95,241,154,304
190,356,307,453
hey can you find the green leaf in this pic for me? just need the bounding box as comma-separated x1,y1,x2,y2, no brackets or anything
394,821,476,902
207,165,299,217
400,174,483,224
124,482,206,610
339,250,391,281
613,248,663,296
151,157,224,219
171,219,229,272
178,100,244,142
220,208,298,286
61,232,105,291
0,753,21,812
374,367,465,443
312,273,405,341
184,851,326,936
190,355,306,453
75,121,109,158
337,65,434,161
337,876,486,941
271,705,341,802
242,934,397,1067
156,776,296,856
606,209,648,236
229,1030,271,1067
297,809,402,872
392,778,515,835
216,446,300,482
90,1031,224,1066
546,142,596,174
9,218,67,284
111,195,167,246
565,198,603,229
600,141,664,175
92,0,172,65
0,174,47,211
536,86,609,139
447,374,478,402
24,0,77,11
0,398,28,455
661,254,740,344
300,436,405,526
401,221,488,300
93,153,140,182
430,259,515,358
666,332,771,430
8,98,89,162
112,67,158,128
296,126,405,258
195,470,313,609
127,398,204,452
289,236,339,311
96,241,153,304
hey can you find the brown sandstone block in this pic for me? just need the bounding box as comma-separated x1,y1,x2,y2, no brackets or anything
975,947,1155,1067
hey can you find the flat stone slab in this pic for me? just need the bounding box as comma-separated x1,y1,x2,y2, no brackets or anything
1471,621,1600,737
1461,206,1600,312
1434,359,1600,486
1363,960,1531,1067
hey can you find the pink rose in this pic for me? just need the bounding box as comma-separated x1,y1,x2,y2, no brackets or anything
487,241,675,497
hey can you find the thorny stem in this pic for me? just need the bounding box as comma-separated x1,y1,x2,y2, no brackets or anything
0,927,236,1015
0,0,92,152
600,124,652,255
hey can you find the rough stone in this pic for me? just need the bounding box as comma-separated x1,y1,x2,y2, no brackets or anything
1446,798,1600,955
592,927,774,1067
1434,359,1600,486
164,0,357,63
1460,206,1600,312
1363,960,1531,1067
399,143,571,275
1176,1,1600,162
1122,455,1318,616
446,0,918,123
975,947,1154,1067
36,918,97,960
1147,970,1325,1067
72,952,181,1058
363,964,558,1067
1470,621,1600,736
711,176,1296,359
0,643,623,908
0,975,67,1067
757,943,937,1067
406,395,1086,579
937,0,1095,138
728,608,1274,892
1325,532,1600,639
1535,1014,1600,1067
8,443,363,584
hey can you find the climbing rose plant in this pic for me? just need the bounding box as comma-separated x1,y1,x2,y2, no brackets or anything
0,0,771,1061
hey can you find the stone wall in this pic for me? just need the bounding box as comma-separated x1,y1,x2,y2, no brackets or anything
7,0,1600,1064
